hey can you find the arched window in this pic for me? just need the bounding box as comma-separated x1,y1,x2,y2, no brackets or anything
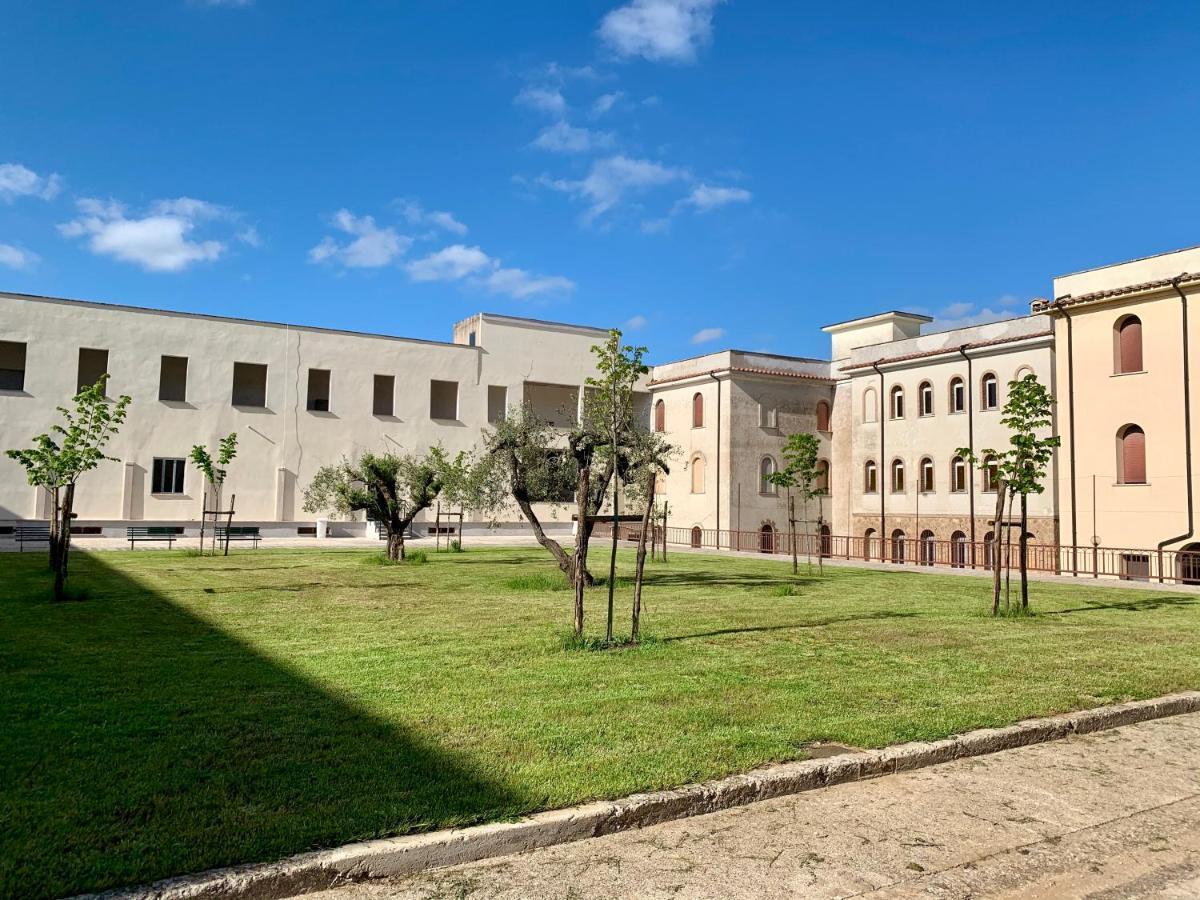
1114,315,1143,374
951,456,967,493
815,458,830,493
1014,365,1035,382
950,377,965,414
760,523,775,553
690,454,706,494
1118,424,1146,484
920,530,935,566
891,529,906,564
890,385,905,419
919,456,935,493
863,528,876,561
919,381,933,417
983,530,995,568
983,455,1000,492
864,460,878,493
690,526,703,548
820,525,832,558
692,392,704,428
760,456,777,494
951,530,968,568
653,399,665,432
890,458,905,493
816,400,831,432
863,387,878,423
981,373,999,410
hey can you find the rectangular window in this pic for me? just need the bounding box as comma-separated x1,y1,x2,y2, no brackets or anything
373,374,395,416
920,462,934,493
151,457,186,495
307,368,331,412
78,347,109,395
159,355,188,402
983,462,1000,493
952,462,967,493
1121,553,1150,582
0,340,27,391
488,385,508,423
920,386,933,416
758,403,777,428
430,379,459,420
232,362,268,407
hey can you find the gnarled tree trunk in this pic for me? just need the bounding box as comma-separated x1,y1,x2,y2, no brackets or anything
632,473,655,642
991,483,1006,616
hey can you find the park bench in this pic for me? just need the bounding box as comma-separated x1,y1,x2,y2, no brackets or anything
15,524,50,551
127,526,179,549
215,526,261,549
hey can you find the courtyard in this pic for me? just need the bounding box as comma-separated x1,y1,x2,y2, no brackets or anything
4,547,1200,896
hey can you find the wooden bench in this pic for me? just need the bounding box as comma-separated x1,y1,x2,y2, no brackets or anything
127,527,179,549
15,524,50,551
215,526,261,549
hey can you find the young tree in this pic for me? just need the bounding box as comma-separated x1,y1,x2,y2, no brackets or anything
6,376,131,600
190,432,238,554
958,373,1059,613
585,329,649,643
767,432,824,575
625,431,673,642
302,448,446,560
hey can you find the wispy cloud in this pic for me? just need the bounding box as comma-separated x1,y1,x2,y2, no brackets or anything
625,314,648,330
405,243,574,300
675,183,751,213
690,326,725,344
542,155,686,223
929,296,1027,331
59,196,252,273
514,85,567,117
0,163,62,203
308,209,412,268
599,0,725,64
591,91,624,117
394,199,468,236
0,243,38,270
532,121,616,154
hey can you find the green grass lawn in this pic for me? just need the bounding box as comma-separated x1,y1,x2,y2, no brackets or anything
3,547,1200,897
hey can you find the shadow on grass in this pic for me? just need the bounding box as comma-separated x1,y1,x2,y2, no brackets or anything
0,553,520,899
1045,594,1200,615
663,611,917,643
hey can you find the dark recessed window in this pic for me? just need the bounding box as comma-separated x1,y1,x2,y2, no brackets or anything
0,340,27,391
78,348,109,395
232,362,268,407
159,355,188,402
151,458,186,495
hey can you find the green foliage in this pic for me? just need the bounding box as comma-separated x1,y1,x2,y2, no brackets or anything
189,433,238,490
6,376,131,490
404,550,428,565
957,374,1060,498
767,431,823,501
302,449,444,523
584,329,649,452
449,539,463,553
503,572,572,592
481,405,579,508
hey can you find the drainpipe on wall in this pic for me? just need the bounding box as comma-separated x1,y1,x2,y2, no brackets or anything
1157,275,1195,579
872,362,885,561
958,346,976,566
709,371,722,547
1054,299,1079,576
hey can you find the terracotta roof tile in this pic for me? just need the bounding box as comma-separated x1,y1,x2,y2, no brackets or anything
1032,271,1199,311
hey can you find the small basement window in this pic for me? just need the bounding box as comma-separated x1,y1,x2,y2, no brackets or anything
78,347,109,395
0,340,27,391
159,355,188,402
232,362,268,407
430,379,459,420
373,374,395,416
307,368,331,412
488,385,507,423
151,457,186,494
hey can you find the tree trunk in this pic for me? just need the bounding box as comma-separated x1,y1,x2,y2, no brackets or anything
803,497,812,571
789,491,798,575
52,483,76,601
817,497,825,576
386,530,403,561
633,474,655,642
513,489,582,584
1019,492,1029,610
573,466,591,638
991,483,1006,616
606,476,619,643
1004,490,1015,611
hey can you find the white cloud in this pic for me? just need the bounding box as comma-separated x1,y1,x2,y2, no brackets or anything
0,163,62,203
395,199,468,236
58,196,241,273
591,91,624,117
543,155,686,222
405,244,493,282
0,243,38,270
931,298,1027,331
625,314,648,330
691,326,725,344
676,183,751,213
514,86,567,116
532,121,615,154
599,0,724,63
406,243,574,299
309,209,412,268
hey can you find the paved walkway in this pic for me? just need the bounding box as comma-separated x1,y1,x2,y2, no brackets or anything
309,712,1200,899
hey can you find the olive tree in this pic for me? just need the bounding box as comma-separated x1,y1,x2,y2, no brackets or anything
767,432,824,575
6,376,131,600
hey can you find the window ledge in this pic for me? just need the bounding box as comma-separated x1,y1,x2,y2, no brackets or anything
1111,370,1148,378
1113,481,1150,487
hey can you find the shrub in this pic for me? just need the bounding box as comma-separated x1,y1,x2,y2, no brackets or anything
449,540,463,553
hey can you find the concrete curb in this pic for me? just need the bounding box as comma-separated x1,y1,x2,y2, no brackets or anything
95,691,1200,900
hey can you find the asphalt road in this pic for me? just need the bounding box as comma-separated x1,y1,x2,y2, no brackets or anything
307,711,1200,899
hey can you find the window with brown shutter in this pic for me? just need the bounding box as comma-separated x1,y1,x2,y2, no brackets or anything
1119,425,1146,484
1115,316,1143,374
654,399,665,432
692,392,704,428
816,400,830,432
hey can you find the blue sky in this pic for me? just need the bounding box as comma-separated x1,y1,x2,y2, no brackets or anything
2,1,1198,362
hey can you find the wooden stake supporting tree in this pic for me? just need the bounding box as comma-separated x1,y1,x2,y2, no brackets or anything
191,433,238,556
